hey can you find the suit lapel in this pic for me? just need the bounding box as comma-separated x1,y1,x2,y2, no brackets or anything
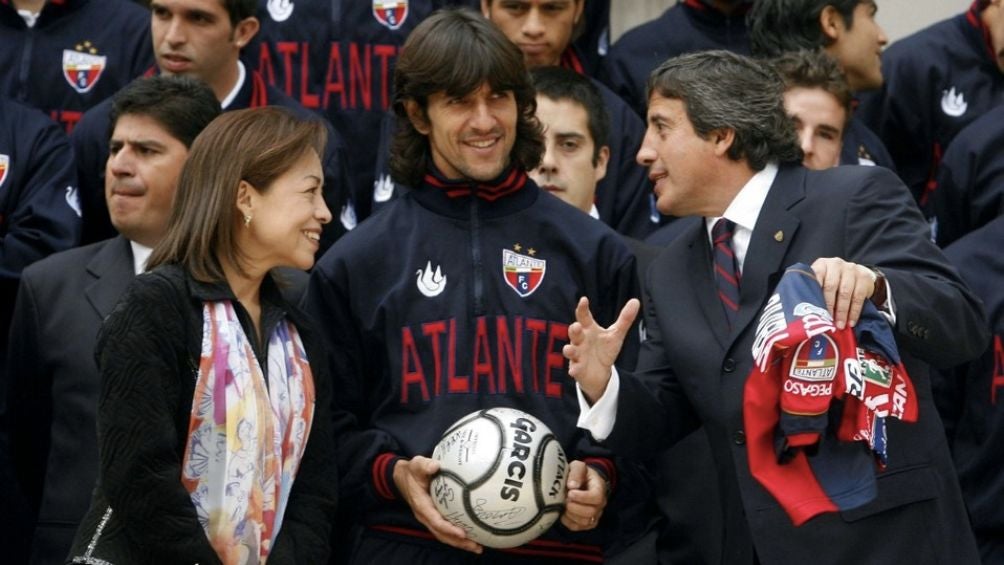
685,222,732,348
84,236,136,320
728,166,807,343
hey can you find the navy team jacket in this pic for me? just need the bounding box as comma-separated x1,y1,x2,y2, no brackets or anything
930,105,1004,247
0,0,153,133
857,1,1004,209
305,166,639,562
937,216,1004,557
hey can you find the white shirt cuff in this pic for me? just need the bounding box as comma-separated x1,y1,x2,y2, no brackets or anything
879,279,897,326
576,366,621,442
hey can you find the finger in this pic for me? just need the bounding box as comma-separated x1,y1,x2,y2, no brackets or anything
834,265,857,329
566,460,587,490
815,260,839,317
567,321,584,346
847,266,873,328
611,298,641,339
560,508,592,531
575,296,596,328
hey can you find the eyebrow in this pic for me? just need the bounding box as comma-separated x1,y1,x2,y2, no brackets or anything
817,125,842,136
110,138,169,150
554,131,587,140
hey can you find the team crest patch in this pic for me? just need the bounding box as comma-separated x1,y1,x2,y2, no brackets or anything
789,334,838,382
373,0,408,30
503,246,545,298
0,154,8,188
267,0,294,22
63,42,106,94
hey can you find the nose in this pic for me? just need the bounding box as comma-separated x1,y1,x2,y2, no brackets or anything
538,139,557,174
636,129,657,167
798,129,814,159
315,192,333,225
469,99,495,131
521,8,545,38
876,23,889,47
163,17,186,47
107,147,134,178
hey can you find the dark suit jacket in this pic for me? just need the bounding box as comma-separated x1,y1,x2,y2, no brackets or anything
607,164,988,564
4,236,134,565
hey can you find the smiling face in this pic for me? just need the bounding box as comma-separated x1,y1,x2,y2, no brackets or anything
105,113,189,247
150,0,258,99
784,86,847,170
636,95,721,217
530,95,608,213
482,0,583,68
823,1,887,91
239,149,330,271
407,83,518,182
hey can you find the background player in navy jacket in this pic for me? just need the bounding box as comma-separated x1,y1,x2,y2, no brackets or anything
601,0,752,120
306,9,641,563
0,96,80,564
937,215,1004,564
930,104,1004,248
71,0,352,254
0,0,153,132
775,50,853,171
858,0,1004,214
748,0,895,170
481,0,657,239
251,0,473,224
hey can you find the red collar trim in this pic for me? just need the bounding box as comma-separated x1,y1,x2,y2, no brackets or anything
966,0,997,63
423,166,527,202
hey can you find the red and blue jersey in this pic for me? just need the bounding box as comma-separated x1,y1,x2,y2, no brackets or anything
744,264,918,526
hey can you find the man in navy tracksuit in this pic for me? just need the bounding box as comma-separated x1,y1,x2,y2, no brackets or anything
600,0,752,120
936,215,1004,563
72,0,352,253
0,0,153,132
0,96,80,564
371,2,658,240
857,0,1004,213
748,0,896,171
930,105,1004,248
306,9,640,563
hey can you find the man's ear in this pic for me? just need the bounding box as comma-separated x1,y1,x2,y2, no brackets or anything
233,16,260,49
404,99,431,135
481,0,491,19
709,128,736,158
819,5,845,43
593,145,610,183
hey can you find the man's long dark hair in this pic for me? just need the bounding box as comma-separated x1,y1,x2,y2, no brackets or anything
389,8,544,187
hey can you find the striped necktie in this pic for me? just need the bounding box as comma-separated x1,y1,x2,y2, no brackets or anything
712,218,741,327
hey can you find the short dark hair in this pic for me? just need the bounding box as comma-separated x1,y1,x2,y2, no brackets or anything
530,66,609,166
148,107,326,282
222,0,257,27
109,76,221,148
390,8,544,187
772,50,852,125
647,50,803,170
748,0,862,57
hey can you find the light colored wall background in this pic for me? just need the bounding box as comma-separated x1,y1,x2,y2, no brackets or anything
610,1,967,45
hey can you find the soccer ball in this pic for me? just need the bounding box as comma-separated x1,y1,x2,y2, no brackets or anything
429,407,568,549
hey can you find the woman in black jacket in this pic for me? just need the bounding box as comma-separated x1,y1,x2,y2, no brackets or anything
69,107,338,565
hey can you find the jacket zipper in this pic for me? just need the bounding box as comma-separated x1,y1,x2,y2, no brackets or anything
469,189,485,317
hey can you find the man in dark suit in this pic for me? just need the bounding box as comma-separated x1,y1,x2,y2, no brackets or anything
563,50,988,564
2,75,219,565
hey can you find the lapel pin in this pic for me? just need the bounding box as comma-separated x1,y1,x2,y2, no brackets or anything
774,230,784,242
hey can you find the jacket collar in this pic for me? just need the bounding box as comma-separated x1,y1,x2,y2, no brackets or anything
965,0,1000,67
682,0,752,25
413,163,539,220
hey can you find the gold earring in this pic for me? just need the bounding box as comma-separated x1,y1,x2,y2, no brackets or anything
244,214,252,227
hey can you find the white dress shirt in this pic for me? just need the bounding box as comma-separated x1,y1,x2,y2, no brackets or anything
130,241,152,275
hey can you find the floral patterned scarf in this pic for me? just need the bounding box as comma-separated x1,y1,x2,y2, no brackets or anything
181,301,315,564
